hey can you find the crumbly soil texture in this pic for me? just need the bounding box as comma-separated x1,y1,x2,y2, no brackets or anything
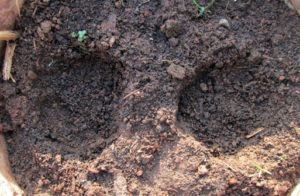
1,0,300,195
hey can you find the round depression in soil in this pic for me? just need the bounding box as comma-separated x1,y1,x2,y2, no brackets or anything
177,64,299,155
7,57,123,192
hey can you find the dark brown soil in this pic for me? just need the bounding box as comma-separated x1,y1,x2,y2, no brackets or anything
0,0,300,195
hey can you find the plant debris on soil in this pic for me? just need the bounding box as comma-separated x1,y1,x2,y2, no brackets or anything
0,0,300,195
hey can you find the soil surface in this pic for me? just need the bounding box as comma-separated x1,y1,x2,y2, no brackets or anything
0,0,300,195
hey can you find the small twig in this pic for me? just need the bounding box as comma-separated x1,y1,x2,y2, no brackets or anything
262,55,290,66
246,127,265,139
263,55,278,61
32,6,38,17
141,0,151,5
0,31,19,41
135,0,151,12
225,0,230,12
221,160,239,173
206,0,217,10
32,39,37,50
122,89,140,100
252,163,272,177
15,0,22,17
2,43,17,81
213,158,245,174
47,59,55,67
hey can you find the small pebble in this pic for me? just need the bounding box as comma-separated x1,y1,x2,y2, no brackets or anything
27,70,38,80
88,167,99,174
228,177,238,186
109,36,116,47
136,170,143,177
219,18,230,29
167,63,186,80
40,20,53,33
200,83,208,92
248,50,263,64
141,154,153,165
128,182,138,193
169,37,179,47
115,1,122,8
160,19,182,38
278,170,284,176
198,165,208,176
279,75,285,81
55,154,62,163
204,112,210,119
275,184,290,195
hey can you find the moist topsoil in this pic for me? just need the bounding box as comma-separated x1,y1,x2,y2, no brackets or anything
0,0,300,195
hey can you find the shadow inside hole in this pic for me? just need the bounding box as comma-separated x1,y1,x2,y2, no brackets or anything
6,54,125,193
87,171,113,189
177,64,299,155
16,56,123,159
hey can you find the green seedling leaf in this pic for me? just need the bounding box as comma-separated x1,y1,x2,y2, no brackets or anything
70,32,78,38
192,0,202,12
70,30,88,42
192,0,216,16
77,30,87,42
199,6,206,16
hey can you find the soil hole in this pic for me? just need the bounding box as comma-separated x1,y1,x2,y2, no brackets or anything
87,171,113,189
177,63,299,155
16,56,123,160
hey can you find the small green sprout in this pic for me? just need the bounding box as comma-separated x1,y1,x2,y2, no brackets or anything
70,32,77,38
253,163,272,177
70,30,88,42
192,0,216,16
277,155,288,163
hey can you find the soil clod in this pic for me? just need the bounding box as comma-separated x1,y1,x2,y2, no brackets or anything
167,63,186,80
